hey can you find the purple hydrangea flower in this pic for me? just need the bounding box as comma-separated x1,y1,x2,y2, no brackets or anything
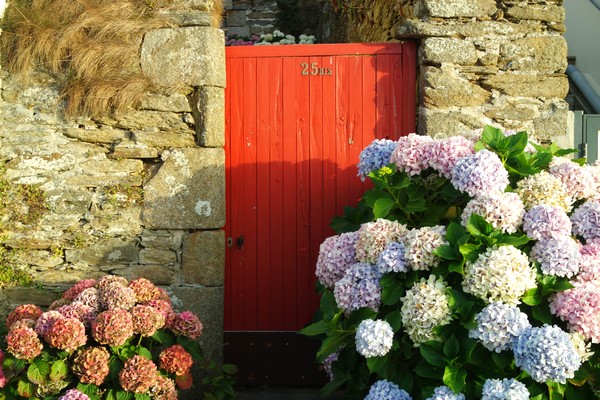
357,139,397,181
571,200,600,241
522,204,572,240
59,389,91,400
482,378,529,400
426,386,465,400
513,325,582,383
450,150,509,197
469,302,531,353
333,263,382,314
530,235,581,277
365,380,412,400
316,232,359,288
376,241,407,273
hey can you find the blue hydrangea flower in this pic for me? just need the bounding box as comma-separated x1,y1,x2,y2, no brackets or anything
364,380,412,400
481,378,529,400
357,139,397,181
426,385,465,400
450,150,509,197
513,325,582,384
469,302,531,353
376,241,407,273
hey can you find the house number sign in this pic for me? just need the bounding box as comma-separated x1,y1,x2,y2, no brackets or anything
300,62,333,76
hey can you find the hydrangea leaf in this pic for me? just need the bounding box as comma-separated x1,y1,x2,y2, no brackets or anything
26,359,49,385
420,342,445,368
366,355,388,374
443,365,467,393
414,359,443,379
373,197,396,219
384,309,402,332
443,335,460,359
49,359,68,382
521,288,543,306
17,380,35,398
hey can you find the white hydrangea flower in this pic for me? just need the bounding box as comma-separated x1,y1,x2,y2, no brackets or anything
462,245,536,305
402,225,447,271
401,275,452,346
355,319,394,358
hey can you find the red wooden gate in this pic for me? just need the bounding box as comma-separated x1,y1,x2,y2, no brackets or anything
225,43,416,332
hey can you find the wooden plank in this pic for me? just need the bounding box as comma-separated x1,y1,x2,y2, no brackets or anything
269,58,285,330
347,55,364,209
308,56,326,316
242,57,258,330
376,53,393,139
227,43,407,58
322,55,337,251
390,53,403,138
335,55,350,216
224,56,232,329
295,56,312,328
256,57,272,329
361,54,378,194
281,56,301,330
226,56,247,330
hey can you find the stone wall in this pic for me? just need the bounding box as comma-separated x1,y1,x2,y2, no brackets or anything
223,0,279,37
0,0,226,362
326,0,570,145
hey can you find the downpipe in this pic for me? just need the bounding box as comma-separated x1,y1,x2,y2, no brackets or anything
567,64,600,114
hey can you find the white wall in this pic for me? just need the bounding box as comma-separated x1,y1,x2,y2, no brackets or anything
564,0,600,95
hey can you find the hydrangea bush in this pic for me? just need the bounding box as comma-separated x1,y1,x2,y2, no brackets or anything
0,276,236,400
301,126,600,399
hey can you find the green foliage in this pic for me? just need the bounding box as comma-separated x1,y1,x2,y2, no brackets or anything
302,127,599,399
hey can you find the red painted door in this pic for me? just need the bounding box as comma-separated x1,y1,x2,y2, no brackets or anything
225,43,416,332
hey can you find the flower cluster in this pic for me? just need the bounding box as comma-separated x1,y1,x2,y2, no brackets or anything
481,378,529,400
469,302,531,353
253,30,316,45
365,380,412,400
461,192,524,234
401,275,452,346
451,150,509,197
316,232,359,288
513,325,582,383
426,386,465,400
305,127,600,400
355,319,394,358
462,245,536,304
0,277,207,399
357,139,398,180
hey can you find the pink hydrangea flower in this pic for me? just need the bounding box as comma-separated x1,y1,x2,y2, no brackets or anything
355,219,408,264
99,282,137,310
119,355,159,393
550,280,600,343
72,346,110,385
58,389,91,400
6,327,43,360
62,279,97,301
0,368,6,389
131,304,165,337
34,310,65,337
169,311,203,339
74,287,102,311
129,277,161,302
425,135,475,179
96,275,129,290
150,374,178,400
45,317,87,352
159,344,194,376
57,302,97,327
549,157,595,200
8,318,36,332
579,241,600,283
92,309,134,346
143,299,173,321
6,304,42,329
390,133,434,176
